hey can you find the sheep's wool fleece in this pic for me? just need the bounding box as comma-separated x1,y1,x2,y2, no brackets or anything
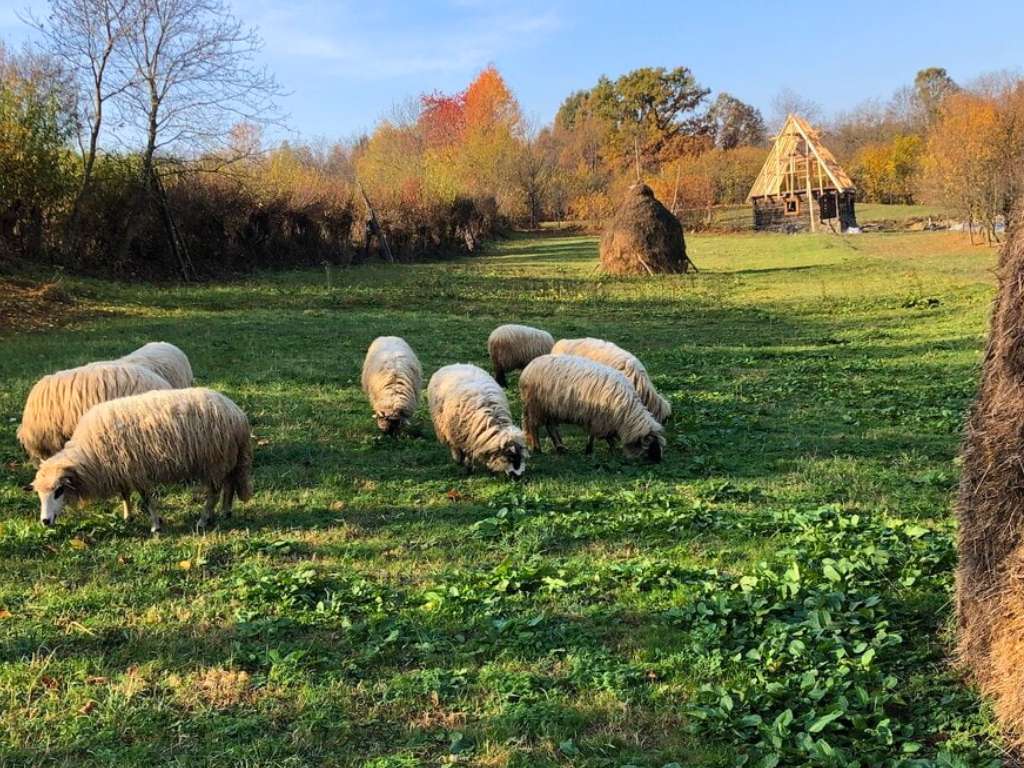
488,325,555,371
520,354,664,445
361,336,422,418
35,387,252,500
551,337,670,423
428,364,521,459
18,363,173,463
112,341,193,388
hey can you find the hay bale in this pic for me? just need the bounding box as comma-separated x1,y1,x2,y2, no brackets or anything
600,184,691,275
956,200,1024,749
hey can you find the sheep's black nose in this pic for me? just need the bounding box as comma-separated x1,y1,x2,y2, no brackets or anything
41,518,52,527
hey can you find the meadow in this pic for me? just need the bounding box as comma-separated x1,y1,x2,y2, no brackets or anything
0,229,1006,767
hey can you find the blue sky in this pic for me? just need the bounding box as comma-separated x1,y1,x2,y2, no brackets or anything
2,0,1023,142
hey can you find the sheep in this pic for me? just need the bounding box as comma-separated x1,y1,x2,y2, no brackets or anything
519,354,665,461
427,364,527,477
487,324,554,387
17,362,173,465
361,336,423,435
25,387,252,533
551,337,671,423
110,341,194,389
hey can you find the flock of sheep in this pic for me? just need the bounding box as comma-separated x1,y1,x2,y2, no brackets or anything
366,324,669,475
17,327,670,533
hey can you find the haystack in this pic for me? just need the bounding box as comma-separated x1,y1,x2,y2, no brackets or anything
956,200,1024,748
600,184,692,275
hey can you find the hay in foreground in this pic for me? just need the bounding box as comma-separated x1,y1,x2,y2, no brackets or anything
600,183,692,275
956,200,1024,749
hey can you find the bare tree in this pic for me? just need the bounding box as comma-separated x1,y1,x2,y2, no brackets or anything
114,0,282,277
769,87,823,131
119,0,282,181
26,0,135,216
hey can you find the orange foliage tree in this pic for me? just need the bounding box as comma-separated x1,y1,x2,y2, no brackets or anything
919,92,1005,241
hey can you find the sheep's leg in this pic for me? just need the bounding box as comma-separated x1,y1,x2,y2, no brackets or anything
606,435,617,452
494,367,507,388
142,492,162,535
585,435,595,455
547,423,567,454
221,482,235,519
198,484,218,530
121,491,132,521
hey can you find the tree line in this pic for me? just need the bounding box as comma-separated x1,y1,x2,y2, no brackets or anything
1,1,1019,279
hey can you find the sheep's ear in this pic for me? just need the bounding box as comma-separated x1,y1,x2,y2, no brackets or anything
61,469,81,491
22,483,34,493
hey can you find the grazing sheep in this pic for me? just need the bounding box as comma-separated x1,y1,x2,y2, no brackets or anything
551,337,671,423
17,363,173,464
519,354,665,461
361,336,423,435
487,324,555,387
25,387,252,533
427,364,527,477
111,341,194,389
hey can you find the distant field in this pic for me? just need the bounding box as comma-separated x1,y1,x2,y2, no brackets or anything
0,230,1004,766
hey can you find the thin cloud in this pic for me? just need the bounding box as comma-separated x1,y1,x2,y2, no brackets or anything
256,3,560,79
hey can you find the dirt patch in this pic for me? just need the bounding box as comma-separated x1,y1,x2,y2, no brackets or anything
0,278,86,333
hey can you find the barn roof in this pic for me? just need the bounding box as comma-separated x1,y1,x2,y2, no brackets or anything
747,114,854,200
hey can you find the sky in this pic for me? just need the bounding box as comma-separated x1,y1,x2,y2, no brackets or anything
2,0,1023,142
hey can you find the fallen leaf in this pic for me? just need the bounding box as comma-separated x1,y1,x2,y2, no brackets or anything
0,609,11,620
446,489,463,502
330,501,346,511
86,676,107,685
78,701,96,716
256,438,270,447
178,560,192,570
69,538,88,550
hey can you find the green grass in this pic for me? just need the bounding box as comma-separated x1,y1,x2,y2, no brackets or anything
0,230,1004,766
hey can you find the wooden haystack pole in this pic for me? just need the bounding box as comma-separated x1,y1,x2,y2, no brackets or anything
747,114,857,233
956,201,1024,749
600,183,693,275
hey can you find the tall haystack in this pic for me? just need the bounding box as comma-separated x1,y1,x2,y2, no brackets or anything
600,184,692,275
956,199,1024,748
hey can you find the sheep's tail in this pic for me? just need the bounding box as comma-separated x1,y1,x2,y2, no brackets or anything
230,431,254,502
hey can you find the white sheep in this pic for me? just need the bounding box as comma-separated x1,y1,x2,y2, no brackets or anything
487,324,555,387
110,341,194,389
551,337,671,423
25,387,253,533
361,336,423,434
519,354,666,461
17,362,173,464
427,364,527,477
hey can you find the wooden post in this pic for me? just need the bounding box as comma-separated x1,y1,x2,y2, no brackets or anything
805,153,817,233
357,182,394,263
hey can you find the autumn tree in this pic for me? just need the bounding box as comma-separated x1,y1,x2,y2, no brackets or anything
919,92,1003,241
707,92,766,149
584,66,710,174
0,44,75,258
851,134,922,203
913,67,959,128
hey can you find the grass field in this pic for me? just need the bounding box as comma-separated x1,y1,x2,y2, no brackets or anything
0,230,1006,766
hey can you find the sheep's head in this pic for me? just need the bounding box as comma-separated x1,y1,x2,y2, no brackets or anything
25,461,81,526
484,432,528,479
624,430,666,463
374,409,406,435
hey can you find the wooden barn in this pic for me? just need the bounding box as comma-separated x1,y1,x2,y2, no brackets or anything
747,114,857,232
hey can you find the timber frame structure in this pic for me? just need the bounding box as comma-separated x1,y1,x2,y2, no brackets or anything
747,114,857,232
